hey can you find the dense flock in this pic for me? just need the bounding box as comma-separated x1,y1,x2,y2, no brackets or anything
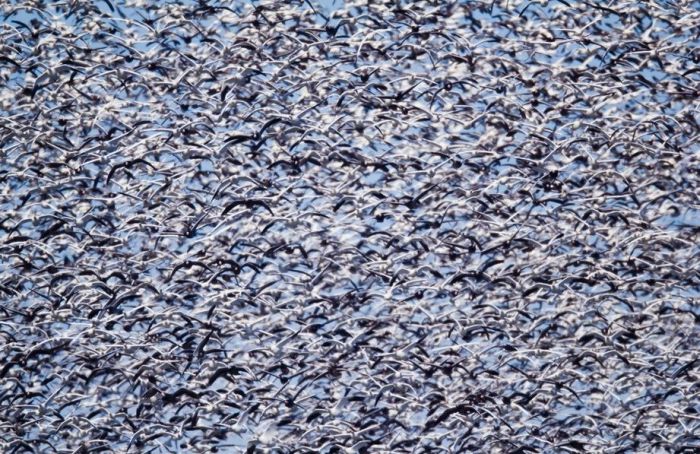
1,0,700,452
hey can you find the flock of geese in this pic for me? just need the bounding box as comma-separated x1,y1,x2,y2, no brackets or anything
1,0,700,452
